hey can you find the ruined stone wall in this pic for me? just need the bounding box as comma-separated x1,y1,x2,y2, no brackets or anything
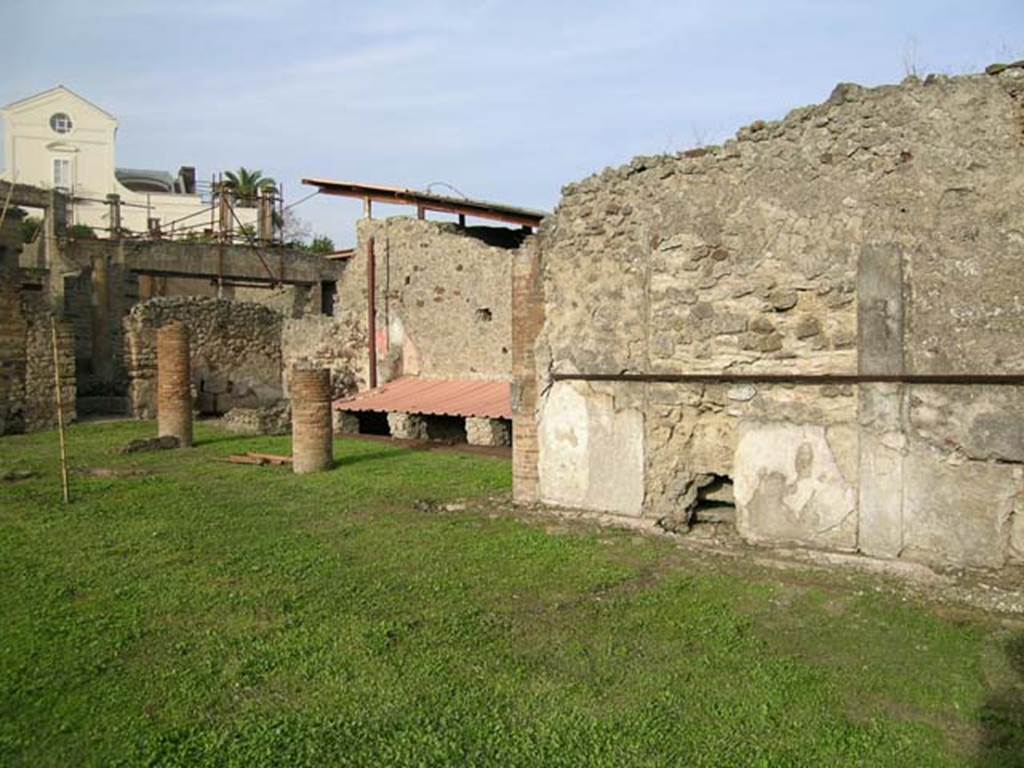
137,275,316,319
234,283,317,318
60,239,333,404
341,218,520,386
1,303,76,434
523,68,1024,570
21,295,76,432
280,315,363,400
124,297,283,418
63,239,138,396
1,219,76,435
0,245,28,434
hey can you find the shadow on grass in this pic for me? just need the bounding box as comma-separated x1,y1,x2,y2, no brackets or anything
192,434,262,448
335,449,411,468
978,632,1024,767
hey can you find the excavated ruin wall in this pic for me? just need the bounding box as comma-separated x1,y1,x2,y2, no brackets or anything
280,315,363,400
1,224,76,435
341,218,519,386
21,297,76,433
523,69,1024,570
125,296,367,423
124,297,284,418
0,247,27,434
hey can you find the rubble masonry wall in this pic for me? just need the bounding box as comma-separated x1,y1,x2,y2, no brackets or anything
1,223,76,434
124,297,284,418
521,69,1024,570
340,218,518,385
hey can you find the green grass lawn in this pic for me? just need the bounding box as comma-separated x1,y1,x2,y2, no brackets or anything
1,421,1022,767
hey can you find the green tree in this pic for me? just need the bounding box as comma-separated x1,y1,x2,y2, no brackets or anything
308,235,334,254
67,223,97,240
221,167,276,207
18,215,42,244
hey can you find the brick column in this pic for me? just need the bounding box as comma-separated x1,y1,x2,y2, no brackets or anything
156,322,192,446
291,367,333,473
511,239,544,503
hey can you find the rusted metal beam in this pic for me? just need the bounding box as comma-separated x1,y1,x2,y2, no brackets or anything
302,178,546,228
551,372,1024,386
129,268,315,287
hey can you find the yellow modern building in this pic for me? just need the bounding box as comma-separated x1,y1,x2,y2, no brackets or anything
0,85,255,237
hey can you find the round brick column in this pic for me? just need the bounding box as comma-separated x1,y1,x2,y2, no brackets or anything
291,367,333,474
156,322,192,446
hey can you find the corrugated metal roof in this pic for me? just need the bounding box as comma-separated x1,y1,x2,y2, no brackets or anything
335,377,511,419
302,178,546,228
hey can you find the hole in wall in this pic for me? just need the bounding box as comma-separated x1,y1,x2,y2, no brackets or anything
657,472,737,534
691,474,736,525
475,308,492,322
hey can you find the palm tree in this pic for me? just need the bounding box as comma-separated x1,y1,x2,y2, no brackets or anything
221,167,276,207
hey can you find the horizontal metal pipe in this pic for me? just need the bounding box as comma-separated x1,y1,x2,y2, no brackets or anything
550,372,1024,386
128,268,315,287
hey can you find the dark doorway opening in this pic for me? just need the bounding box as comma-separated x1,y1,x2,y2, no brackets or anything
321,280,337,316
355,410,390,435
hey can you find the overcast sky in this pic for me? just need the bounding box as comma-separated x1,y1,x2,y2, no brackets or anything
2,0,1021,246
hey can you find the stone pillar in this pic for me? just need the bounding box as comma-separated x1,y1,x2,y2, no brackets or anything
90,250,112,384
466,417,512,447
106,194,122,236
291,367,333,473
257,191,275,243
857,243,906,558
156,322,192,446
334,410,360,435
387,411,428,440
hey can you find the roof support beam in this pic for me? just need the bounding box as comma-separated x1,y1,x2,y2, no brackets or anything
302,178,545,228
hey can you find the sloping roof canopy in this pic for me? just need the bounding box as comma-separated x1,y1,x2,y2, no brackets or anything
335,377,512,420
302,178,546,228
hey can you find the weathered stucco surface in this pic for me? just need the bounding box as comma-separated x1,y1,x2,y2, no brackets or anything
734,421,857,550
538,380,645,516
519,68,1024,570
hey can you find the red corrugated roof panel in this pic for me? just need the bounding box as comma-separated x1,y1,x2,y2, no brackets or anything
334,377,512,420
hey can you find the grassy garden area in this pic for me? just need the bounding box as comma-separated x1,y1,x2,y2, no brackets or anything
1,421,1022,766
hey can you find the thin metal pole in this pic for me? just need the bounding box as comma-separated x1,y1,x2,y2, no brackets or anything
50,317,70,504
